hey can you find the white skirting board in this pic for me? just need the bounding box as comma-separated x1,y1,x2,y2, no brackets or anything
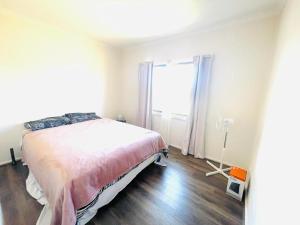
205,155,234,167
169,145,234,167
0,157,21,166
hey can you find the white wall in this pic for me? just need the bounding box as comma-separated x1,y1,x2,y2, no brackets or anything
246,0,300,224
0,9,121,164
119,16,279,169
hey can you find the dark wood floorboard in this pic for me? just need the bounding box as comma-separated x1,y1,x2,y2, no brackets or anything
0,147,244,225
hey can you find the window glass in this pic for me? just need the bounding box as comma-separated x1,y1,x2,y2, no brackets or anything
152,63,194,115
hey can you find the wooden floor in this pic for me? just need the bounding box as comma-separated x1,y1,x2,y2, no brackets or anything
0,147,244,225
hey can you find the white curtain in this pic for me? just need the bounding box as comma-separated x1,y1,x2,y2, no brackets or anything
137,62,153,129
182,55,213,158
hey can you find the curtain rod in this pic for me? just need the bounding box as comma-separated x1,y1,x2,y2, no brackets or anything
153,60,193,67
152,54,214,67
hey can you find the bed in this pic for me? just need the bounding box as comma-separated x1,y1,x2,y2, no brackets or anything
21,118,167,225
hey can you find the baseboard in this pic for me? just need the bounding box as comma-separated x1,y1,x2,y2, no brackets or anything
169,146,234,166
169,144,182,150
245,187,249,225
0,157,21,167
244,170,252,225
205,156,234,167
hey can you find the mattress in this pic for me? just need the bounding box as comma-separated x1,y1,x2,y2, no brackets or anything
22,118,167,225
26,153,166,225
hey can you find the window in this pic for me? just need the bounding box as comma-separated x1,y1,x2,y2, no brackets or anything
152,62,194,115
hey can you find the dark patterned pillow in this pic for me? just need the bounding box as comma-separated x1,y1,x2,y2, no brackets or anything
24,116,70,131
64,112,101,124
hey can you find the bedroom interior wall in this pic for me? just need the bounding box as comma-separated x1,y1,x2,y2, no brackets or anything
246,0,299,224
119,16,279,169
0,9,121,164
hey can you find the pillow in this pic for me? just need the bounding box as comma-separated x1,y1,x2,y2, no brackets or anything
64,112,101,124
24,116,70,131
64,112,98,118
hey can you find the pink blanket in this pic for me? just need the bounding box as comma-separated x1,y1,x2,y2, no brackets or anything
22,119,167,225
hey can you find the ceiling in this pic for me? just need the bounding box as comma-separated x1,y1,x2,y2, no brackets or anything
0,0,286,45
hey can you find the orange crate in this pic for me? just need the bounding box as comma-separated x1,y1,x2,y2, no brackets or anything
229,167,247,181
